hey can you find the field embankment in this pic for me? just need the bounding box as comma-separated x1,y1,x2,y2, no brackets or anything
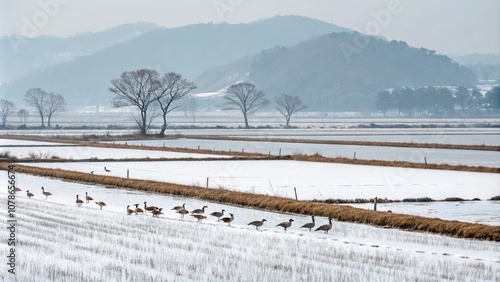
2,162,499,241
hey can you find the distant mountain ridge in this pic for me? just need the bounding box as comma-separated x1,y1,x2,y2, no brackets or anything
0,22,160,84
0,15,350,107
195,32,477,111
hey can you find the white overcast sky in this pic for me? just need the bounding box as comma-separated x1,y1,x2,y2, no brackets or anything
1,0,499,55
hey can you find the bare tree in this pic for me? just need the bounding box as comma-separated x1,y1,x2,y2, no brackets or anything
45,92,66,127
275,94,307,127
222,82,270,128
186,97,199,122
154,72,197,136
24,88,48,127
17,109,29,126
109,69,161,135
0,99,15,127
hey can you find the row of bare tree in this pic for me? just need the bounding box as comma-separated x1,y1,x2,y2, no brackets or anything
109,68,307,135
1,68,306,132
0,88,66,128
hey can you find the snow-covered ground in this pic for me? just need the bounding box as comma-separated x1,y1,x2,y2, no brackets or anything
17,158,500,225
25,160,500,201
1,172,498,281
5,146,228,160
114,138,500,167
0,139,228,160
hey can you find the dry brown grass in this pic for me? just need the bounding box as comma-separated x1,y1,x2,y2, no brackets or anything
3,162,499,241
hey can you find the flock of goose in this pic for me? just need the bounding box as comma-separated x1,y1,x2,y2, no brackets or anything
21,187,108,210
20,187,333,233
127,202,334,234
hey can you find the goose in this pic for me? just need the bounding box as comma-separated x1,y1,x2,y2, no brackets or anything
126,205,137,215
134,204,144,214
85,192,93,204
14,187,21,192
41,187,52,199
104,167,111,172
277,219,294,232
191,205,208,214
177,208,189,218
210,209,225,221
248,219,267,230
26,190,34,198
144,201,158,212
191,214,207,222
151,208,163,217
220,213,234,226
300,216,316,231
315,217,333,234
172,203,185,211
90,171,94,174
76,195,83,206
95,201,106,210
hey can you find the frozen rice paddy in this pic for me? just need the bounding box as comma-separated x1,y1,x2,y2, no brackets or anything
1,172,499,281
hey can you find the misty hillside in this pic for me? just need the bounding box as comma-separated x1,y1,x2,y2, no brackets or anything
449,54,500,65
0,15,350,107
196,32,477,111
0,22,160,84
449,54,500,82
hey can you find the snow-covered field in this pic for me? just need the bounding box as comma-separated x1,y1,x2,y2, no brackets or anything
3,127,500,146
25,160,500,226
1,172,499,281
27,160,499,199
1,144,227,160
2,131,499,281
114,138,500,167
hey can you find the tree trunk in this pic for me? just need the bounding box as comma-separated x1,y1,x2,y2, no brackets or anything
47,114,52,127
39,112,45,127
285,116,290,127
140,111,147,135
158,114,167,137
243,112,249,128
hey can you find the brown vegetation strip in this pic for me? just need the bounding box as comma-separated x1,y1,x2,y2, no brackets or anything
3,162,499,242
183,135,500,152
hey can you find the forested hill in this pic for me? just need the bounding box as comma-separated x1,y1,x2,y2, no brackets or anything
196,32,477,111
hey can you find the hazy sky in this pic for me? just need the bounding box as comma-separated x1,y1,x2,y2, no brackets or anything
1,0,499,55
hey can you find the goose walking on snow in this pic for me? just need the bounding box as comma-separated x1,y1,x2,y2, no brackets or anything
220,213,234,226
127,205,137,215
177,209,189,218
248,219,267,230
300,215,315,231
85,192,93,204
191,205,208,214
172,203,185,211
76,195,84,207
41,187,52,199
315,217,333,234
26,190,34,198
191,214,207,222
210,209,225,221
277,219,294,232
